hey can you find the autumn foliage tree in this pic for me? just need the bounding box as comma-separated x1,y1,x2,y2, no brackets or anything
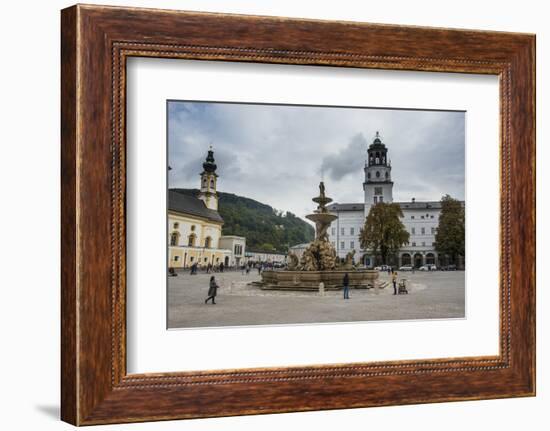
435,194,465,265
360,202,410,265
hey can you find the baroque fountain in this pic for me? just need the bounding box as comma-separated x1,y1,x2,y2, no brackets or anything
259,182,379,290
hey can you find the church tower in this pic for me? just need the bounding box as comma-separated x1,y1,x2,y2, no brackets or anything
363,131,393,218
198,147,219,211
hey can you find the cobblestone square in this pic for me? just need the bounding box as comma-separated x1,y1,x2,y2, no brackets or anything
168,270,465,328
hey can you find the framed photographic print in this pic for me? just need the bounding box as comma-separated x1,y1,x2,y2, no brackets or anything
61,4,535,425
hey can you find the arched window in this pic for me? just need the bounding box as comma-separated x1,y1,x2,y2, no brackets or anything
202,177,207,187
188,233,196,247
376,171,381,178
426,253,435,265
367,172,371,179
204,236,212,248
385,171,389,179
210,178,215,189
170,232,179,246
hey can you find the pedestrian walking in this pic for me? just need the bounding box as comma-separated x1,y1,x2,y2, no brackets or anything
392,271,398,295
205,276,219,304
343,273,350,299
220,262,224,273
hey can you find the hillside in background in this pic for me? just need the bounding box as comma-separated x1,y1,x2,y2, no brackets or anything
170,188,314,252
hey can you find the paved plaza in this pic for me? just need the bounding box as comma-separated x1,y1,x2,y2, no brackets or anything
167,269,465,329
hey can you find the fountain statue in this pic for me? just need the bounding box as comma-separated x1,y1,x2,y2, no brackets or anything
259,182,379,291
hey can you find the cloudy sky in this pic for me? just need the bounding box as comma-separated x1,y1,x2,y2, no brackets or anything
168,100,465,220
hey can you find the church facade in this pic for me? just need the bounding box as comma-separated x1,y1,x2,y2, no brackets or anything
168,149,246,269
327,132,460,269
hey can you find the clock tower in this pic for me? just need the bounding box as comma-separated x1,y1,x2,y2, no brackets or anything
363,131,393,218
198,147,219,211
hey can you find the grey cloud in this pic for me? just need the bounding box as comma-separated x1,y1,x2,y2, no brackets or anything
321,133,367,181
167,101,465,219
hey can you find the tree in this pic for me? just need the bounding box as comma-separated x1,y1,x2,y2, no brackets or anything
360,203,410,265
435,195,465,265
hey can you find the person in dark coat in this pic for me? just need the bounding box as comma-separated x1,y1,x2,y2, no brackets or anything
343,273,350,299
205,276,219,304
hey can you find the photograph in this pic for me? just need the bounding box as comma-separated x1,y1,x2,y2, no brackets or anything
166,101,466,329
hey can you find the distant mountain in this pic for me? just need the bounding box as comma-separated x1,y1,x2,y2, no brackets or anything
170,189,314,253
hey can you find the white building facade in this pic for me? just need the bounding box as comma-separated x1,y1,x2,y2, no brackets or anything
327,132,459,268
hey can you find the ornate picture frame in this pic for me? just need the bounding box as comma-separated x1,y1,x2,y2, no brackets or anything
61,4,535,425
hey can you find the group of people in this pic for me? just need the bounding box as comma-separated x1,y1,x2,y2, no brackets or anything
190,261,225,275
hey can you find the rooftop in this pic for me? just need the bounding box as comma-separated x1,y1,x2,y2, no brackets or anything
327,200,464,212
168,190,224,223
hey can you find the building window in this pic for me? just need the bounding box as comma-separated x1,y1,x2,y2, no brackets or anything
422,242,426,246
431,227,436,234
340,241,345,249
190,225,196,231
190,256,194,262
204,257,208,262
174,255,180,262
411,227,416,235
421,227,425,235
350,241,355,249
331,227,336,236
170,232,179,246
376,171,380,178
385,171,389,179
188,234,196,247
374,196,378,204
210,178,215,188
234,244,243,255
412,242,416,247
421,215,425,219
341,227,345,235
430,215,434,219
367,172,371,179
204,236,212,248
173,222,179,229
411,215,415,219
350,227,355,235
379,196,384,202
374,187,383,195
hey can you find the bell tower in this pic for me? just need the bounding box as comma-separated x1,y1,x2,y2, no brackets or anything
198,146,219,210
363,131,393,218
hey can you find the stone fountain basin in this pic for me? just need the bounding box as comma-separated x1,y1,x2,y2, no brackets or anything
260,270,379,291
